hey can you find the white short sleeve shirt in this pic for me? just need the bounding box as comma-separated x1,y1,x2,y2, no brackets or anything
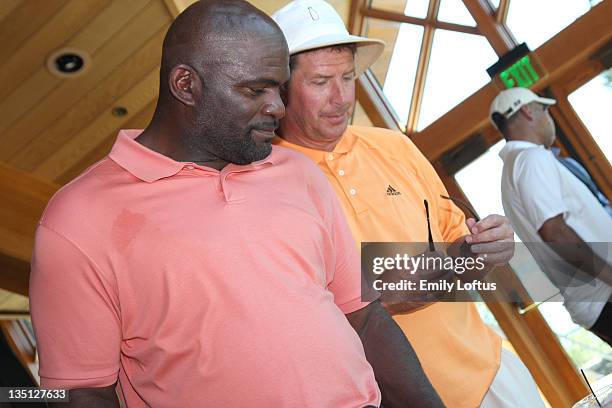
499,141,612,328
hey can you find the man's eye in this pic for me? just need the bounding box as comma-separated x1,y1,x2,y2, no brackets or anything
249,88,265,95
343,75,355,81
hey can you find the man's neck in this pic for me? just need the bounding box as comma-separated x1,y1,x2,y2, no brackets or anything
278,123,343,153
136,118,229,171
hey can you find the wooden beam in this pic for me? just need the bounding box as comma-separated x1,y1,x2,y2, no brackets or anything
437,167,589,408
0,164,58,295
361,7,480,36
348,0,368,35
412,0,612,162
462,0,516,56
495,0,510,24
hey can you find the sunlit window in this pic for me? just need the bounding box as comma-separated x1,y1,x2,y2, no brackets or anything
418,29,497,130
381,23,423,125
506,0,595,50
438,0,477,26
568,69,612,165
370,0,429,18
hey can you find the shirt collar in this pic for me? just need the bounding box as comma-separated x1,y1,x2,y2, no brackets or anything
498,140,544,161
109,129,277,183
273,126,358,163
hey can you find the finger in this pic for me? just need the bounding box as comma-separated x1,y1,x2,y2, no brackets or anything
465,217,477,231
469,241,514,255
469,227,511,244
470,214,506,235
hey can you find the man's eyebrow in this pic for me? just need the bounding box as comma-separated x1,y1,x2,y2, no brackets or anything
311,69,356,79
237,78,282,87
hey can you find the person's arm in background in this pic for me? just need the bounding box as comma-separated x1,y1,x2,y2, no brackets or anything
346,301,445,408
539,214,612,286
514,148,611,286
30,225,121,408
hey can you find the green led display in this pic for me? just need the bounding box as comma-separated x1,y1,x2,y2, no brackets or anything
500,55,540,89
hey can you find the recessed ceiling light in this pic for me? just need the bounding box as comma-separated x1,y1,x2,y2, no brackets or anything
112,107,128,117
46,48,91,78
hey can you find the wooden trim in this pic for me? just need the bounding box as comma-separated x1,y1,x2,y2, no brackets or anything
361,7,480,35
348,0,368,35
0,320,38,384
436,168,589,408
495,0,510,24
405,0,440,133
356,71,402,131
462,0,516,56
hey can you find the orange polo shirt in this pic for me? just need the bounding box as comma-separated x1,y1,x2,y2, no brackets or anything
30,129,381,407
276,125,502,408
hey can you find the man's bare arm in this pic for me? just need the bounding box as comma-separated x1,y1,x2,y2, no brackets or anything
50,385,119,408
539,214,612,286
346,300,445,408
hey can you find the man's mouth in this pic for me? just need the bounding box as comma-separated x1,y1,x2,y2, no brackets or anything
321,111,348,124
250,128,276,143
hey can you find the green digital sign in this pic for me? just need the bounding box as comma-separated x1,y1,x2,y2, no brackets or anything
499,55,540,89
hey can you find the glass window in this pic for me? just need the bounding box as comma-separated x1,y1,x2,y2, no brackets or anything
381,23,423,126
506,0,594,50
364,18,423,126
455,141,612,379
418,29,497,130
437,0,477,26
568,69,612,165
490,0,501,8
370,0,429,18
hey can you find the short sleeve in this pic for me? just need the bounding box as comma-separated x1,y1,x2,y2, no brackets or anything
514,150,568,230
29,224,121,389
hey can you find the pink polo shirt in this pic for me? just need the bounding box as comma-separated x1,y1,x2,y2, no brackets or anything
30,130,381,407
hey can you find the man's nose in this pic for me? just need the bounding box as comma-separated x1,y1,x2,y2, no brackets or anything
262,91,285,119
330,79,350,106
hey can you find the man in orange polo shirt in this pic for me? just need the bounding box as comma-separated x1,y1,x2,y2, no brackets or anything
29,1,444,407
273,1,545,407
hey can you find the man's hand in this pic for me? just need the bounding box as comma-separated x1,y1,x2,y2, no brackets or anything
464,214,514,266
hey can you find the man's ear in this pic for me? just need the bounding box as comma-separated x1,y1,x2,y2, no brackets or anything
168,64,200,106
518,105,534,121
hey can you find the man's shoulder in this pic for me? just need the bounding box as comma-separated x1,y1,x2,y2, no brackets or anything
40,157,123,230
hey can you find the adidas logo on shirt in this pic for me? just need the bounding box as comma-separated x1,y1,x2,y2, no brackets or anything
386,185,401,196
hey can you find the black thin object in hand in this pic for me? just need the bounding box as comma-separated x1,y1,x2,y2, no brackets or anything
440,194,480,222
424,199,435,252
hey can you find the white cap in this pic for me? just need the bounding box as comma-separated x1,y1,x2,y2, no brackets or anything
490,87,556,126
272,0,385,76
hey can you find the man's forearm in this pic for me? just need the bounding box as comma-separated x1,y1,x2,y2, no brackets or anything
539,215,612,286
347,301,445,408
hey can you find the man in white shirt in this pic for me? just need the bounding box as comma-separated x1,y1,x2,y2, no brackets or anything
492,87,612,345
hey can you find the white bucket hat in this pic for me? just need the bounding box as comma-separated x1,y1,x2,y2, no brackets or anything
272,0,385,76
490,87,556,126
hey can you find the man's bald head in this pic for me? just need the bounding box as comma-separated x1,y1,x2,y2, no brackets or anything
160,0,285,94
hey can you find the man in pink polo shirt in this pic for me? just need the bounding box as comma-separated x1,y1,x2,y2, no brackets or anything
29,1,443,407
